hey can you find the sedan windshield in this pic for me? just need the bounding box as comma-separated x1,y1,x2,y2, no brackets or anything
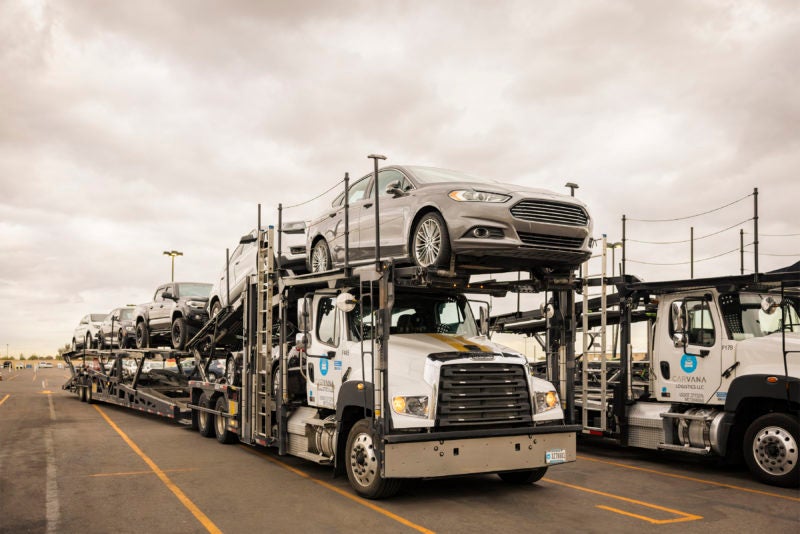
176,283,212,298
406,166,496,185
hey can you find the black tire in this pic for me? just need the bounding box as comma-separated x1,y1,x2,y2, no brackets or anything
85,333,93,350
210,300,222,318
411,212,451,268
215,396,236,444
743,413,799,487
85,381,93,404
71,338,77,352
97,332,105,350
117,330,125,349
345,419,402,499
135,321,149,349
310,239,332,273
197,393,215,438
171,316,188,350
225,355,240,387
497,467,547,484
79,382,87,402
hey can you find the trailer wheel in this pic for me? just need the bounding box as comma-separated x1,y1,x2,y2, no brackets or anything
79,382,87,402
345,419,402,499
411,211,451,268
197,393,215,438
135,321,149,349
214,396,237,444
171,317,188,350
497,467,547,484
85,382,93,404
744,413,799,487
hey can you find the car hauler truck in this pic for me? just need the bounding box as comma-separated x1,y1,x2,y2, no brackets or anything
189,227,578,498
494,243,800,487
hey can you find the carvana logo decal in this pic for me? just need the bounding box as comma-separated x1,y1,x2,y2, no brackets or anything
680,354,697,374
320,358,329,376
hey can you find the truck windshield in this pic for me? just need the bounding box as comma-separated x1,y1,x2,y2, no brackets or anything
175,283,212,298
719,292,800,339
350,293,478,339
119,309,134,320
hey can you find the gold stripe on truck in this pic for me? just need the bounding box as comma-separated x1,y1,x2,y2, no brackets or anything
426,334,492,353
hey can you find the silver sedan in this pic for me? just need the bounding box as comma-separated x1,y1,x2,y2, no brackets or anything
306,165,593,273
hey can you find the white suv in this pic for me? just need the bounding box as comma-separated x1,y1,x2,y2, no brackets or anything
71,314,106,350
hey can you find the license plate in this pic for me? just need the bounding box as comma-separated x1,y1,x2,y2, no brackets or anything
546,448,566,464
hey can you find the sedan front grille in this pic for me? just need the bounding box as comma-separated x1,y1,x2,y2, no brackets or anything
518,232,585,250
510,199,588,226
436,363,532,429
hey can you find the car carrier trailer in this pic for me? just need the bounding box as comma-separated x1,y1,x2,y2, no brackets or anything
493,239,800,488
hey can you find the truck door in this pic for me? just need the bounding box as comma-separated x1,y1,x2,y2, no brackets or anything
306,295,343,409
655,295,723,404
149,285,169,331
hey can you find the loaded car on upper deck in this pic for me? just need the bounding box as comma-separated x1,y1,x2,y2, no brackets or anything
71,313,106,350
97,306,137,349
134,282,212,350
306,165,592,274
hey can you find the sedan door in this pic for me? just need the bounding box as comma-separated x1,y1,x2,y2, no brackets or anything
359,169,416,259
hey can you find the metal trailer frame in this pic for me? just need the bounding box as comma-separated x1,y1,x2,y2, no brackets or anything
61,347,195,421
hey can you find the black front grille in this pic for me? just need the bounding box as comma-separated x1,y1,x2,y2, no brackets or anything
518,232,585,250
510,199,588,226
436,363,532,429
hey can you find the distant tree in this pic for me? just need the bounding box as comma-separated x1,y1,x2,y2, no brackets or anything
30,354,39,360
19,353,26,360
57,344,71,357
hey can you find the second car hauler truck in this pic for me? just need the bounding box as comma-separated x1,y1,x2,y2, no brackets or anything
190,228,578,498
495,243,800,488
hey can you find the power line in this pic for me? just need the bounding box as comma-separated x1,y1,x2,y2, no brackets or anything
282,178,346,210
628,247,740,266
627,193,752,223
759,232,800,237
627,217,753,245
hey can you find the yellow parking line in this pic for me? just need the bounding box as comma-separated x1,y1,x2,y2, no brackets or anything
240,446,435,534
577,454,800,503
0,394,9,407
94,405,222,534
543,478,702,524
89,468,198,478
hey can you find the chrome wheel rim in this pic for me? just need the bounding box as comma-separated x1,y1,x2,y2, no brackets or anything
752,425,798,476
414,219,442,266
172,322,182,347
215,403,225,436
199,408,208,430
312,242,329,272
349,431,378,488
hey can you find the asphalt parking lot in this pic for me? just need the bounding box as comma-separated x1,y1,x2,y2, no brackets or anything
1,367,798,534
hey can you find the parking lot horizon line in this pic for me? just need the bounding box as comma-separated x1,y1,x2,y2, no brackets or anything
543,477,703,524
576,454,800,502
0,394,9,407
94,405,223,534
239,445,435,534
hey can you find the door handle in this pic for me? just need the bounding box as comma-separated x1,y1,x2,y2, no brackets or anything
364,203,373,209
328,212,337,218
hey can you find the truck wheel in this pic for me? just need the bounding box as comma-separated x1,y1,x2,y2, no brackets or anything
135,322,149,349
197,393,215,438
311,239,332,273
744,413,799,487
214,396,236,444
345,419,402,499
171,317,188,350
497,467,547,484
412,212,451,268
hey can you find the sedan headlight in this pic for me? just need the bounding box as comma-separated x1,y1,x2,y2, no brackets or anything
392,395,429,418
187,300,206,308
448,190,511,203
534,390,560,413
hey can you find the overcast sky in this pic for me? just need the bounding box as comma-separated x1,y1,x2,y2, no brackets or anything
1,0,798,356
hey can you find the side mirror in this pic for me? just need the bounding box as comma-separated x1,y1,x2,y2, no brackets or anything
385,181,405,197
113,314,120,321
297,297,312,334
336,292,357,312
670,301,685,334
295,332,309,351
239,234,257,245
162,292,176,301
761,295,779,315
478,307,489,337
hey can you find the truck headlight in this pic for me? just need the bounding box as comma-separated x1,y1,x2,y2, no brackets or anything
534,390,560,413
187,300,205,308
392,396,429,418
448,190,511,203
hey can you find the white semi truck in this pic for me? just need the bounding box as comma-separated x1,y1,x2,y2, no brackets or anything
495,258,800,487
189,229,578,498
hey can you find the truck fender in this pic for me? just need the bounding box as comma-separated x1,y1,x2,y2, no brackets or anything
335,381,375,421
724,375,800,412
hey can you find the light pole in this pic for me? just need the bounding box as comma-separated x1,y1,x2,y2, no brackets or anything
163,250,183,282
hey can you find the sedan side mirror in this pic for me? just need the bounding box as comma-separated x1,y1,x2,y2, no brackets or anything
385,181,406,198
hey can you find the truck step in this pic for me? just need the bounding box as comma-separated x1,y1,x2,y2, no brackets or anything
292,450,333,465
657,443,711,455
